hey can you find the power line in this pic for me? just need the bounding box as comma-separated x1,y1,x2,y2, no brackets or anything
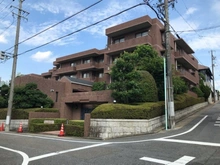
14,3,145,57
4,0,103,53
175,24,220,33
0,17,15,36
0,0,14,14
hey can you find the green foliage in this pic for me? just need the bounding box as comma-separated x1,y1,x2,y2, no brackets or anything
199,73,206,81
0,84,9,108
91,94,205,119
33,108,59,112
13,83,54,109
0,109,29,119
64,125,84,137
192,87,204,97
109,46,158,103
173,76,188,95
200,84,211,101
91,102,164,119
68,120,84,127
134,45,165,101
174,94,205,111
92,82,106,91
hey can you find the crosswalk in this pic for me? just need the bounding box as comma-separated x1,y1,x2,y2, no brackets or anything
214,117,220,126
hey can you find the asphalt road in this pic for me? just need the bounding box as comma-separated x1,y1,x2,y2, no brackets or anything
0,101,220,165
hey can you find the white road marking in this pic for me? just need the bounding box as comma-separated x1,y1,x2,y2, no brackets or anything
0,146,29,165
169,156,195,165
214,124,220,126
217,117,220,120
29,142,110,162
140,155,195,165
215,121,220,123
160,115,208,139
155,138,220,147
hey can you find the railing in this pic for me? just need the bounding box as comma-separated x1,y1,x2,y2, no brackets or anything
107,35,152,54
176,69,198,84
55,66,76,74
175,51,198,69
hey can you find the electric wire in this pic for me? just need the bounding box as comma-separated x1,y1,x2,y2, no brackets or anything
15,3,145,57
0,17,15,36
3,0,103,53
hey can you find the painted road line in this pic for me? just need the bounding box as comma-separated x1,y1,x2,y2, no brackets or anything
140,155,195,165
155,138,220,147
29,143,110,162
217,117,220,120
169,156,195,165
0,146,29,165
140,156,171,164
161,115,208,139
215,121,220,123
214,124,220,127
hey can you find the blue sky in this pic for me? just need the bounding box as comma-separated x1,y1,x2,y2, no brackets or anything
0,0,219,90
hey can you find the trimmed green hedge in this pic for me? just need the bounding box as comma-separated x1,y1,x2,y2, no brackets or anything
28,118,84,137
91,94,205,119
33,108,59,112
0,109,29,119
64,125,84,137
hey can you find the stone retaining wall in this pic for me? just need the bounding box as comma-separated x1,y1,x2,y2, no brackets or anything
90,102,208,140
0,120,28,131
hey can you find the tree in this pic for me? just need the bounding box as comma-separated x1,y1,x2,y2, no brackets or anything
134,45,165,101
173,76,187,95
0,84,9,108
109,47,158,103
13,83,53,109
92,82,106,91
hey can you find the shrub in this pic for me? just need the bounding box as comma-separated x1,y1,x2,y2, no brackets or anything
64,125,84,137
0,109,29,119
192,87,204,97
33,108,59,112
68,120,84,127
92,82,106,91
173,76,188,95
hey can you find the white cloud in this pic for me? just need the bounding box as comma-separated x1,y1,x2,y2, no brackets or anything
30,51,56,62
188,33,220,51
212,0,220,16
185,7,197,15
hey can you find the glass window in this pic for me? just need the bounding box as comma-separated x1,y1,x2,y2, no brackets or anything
114,37,124,44
82,72,89,78
70,62,76,66
83,59,90,64
98,73,103,78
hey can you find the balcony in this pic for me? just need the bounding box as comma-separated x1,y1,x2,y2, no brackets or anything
76,62,105,71
55,66,76,75
176,69,198,85
106,35,152,55
41,72,52,77
175,51,198,70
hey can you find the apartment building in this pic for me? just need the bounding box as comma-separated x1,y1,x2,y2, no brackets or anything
16,15,200,119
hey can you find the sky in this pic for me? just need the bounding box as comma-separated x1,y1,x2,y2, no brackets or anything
0,0,219,90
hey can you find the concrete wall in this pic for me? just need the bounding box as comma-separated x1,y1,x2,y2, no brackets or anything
90,102,208,140
0,120,28,131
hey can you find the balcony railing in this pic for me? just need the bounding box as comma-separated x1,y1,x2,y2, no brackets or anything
75,62,105,71
107,35,152,54
55,66,76,74
176,69,198,85
175,51,198,70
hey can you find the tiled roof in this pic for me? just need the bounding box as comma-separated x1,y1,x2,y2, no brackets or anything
65,76,93,86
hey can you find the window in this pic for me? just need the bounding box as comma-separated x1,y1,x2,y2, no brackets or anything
135,31,148,38
98,72,103,78
70,62,76,66
83,59,90,64
70,75,76,78
114,37,125,44
55,92,58,102
82,72,89,78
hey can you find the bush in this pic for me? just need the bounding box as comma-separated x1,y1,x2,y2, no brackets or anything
91,94,205,119
64,125,84,137
28,118,67,133
92,82,106,91
33,108,59,112
192,87,204,97
173,76,188,95
68,120,84,127
0,109,29,119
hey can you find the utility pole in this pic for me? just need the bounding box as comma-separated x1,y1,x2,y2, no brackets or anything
211,50,216,103
144,0,175,129
164,0,175,129
5,0,28,132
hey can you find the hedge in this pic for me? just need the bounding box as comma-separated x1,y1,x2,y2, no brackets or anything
91,94,205,119
28,118,84,137
0,108,59,119
0,109,29,119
